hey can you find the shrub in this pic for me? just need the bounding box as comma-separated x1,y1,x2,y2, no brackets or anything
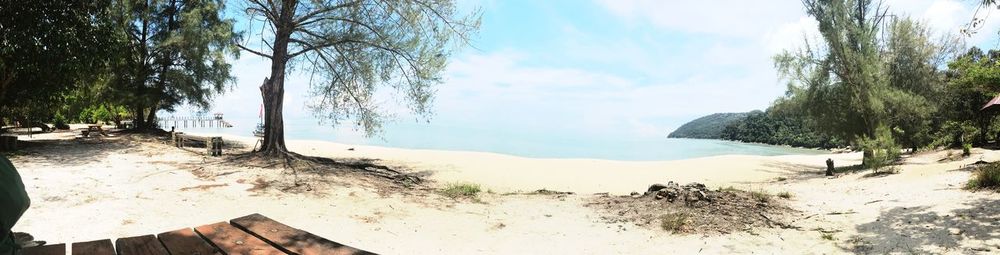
967,162,1000,190
440,183,481,198
858,125,900,172
963,143,972,157
659,212,689,233
53,113,69,130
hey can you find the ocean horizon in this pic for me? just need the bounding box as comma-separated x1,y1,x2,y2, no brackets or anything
166,115,828,161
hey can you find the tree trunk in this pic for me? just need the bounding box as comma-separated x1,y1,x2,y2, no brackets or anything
145,105,158,129
258,13,293,155
132,105,147,129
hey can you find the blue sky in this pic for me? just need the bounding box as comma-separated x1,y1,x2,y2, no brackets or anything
193,0,1000,144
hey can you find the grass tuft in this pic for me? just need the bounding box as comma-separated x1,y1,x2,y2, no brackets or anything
821,233,835,240
659,212,689,233
967,162,1000,190
750,190,771,203
440,182,482,198
718,186,741,193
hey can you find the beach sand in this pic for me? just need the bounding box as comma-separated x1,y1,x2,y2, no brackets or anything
7,129,1000,254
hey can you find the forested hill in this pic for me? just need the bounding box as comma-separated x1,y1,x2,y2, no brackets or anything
667,112,749,139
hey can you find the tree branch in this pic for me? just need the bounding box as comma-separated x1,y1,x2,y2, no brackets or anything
236,43,273,59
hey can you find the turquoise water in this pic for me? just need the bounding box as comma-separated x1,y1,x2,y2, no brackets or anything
170,116,827,161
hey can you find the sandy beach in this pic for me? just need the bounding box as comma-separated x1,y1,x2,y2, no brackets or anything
6,129,1000,254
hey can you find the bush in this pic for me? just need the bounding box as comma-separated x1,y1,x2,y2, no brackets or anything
858,125,900,172
659,212,689,232
440,183,481,198
53,113,69,130
963,143,972,157
967,162,1000,190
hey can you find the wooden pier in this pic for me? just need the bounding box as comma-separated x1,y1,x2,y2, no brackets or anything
156,113,233,129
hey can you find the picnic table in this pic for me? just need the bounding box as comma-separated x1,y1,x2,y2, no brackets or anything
82,125,107,138
20,213,374,255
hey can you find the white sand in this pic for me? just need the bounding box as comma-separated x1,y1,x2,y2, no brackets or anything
8,130,1000,254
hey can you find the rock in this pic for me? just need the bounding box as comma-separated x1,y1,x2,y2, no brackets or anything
647,183,668,193
630,191,641,198
949,228,964,235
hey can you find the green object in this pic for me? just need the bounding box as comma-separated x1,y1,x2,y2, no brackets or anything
0,155,29,254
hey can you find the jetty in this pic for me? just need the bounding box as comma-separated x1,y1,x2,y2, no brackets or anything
156,113,233,129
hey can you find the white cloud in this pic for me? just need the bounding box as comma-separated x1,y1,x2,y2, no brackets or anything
594,0,805,38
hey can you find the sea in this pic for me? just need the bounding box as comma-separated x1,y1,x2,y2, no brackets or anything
167,116,828,161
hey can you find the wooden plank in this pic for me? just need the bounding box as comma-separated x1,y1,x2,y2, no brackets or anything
116,234,169,255
231,214,375,255
158,228,220,255
21,243,66,255
194,222,285,255
72,239,114,255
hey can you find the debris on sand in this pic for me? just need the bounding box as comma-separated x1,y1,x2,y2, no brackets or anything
585,182,796,234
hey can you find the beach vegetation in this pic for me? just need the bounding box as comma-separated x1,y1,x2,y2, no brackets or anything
441,183,482,199
821,233,835,241
967,162,1000,190
658,212,689,233
750,190,771,204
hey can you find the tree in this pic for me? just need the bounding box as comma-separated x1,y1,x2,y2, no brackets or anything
941,47,1000,144
114,0,238,129
0,1,120,123
776,0,895,166
238,0,480,156
883,18,960,150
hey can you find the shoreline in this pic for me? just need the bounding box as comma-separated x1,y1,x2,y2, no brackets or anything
185,131,862,195
191,131,833,163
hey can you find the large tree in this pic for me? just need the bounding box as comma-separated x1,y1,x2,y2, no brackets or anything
776,0,893,165
116,0,238,129
776,1,962,165
0,1,120,123
238,0,479,156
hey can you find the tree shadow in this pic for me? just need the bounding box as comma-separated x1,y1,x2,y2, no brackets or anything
841,198,1000,254
11,137,136,166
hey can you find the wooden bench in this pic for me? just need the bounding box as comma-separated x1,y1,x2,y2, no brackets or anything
172,132,223,156
20,213,375,255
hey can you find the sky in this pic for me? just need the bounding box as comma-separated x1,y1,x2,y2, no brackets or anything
191,0,1000,144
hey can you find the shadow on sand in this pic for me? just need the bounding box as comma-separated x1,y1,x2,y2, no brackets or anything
841,198,1000,254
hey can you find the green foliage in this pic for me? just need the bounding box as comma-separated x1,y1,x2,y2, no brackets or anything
0,0,121,120
53,113,69,130
939,47,1000,145
243,0,480,153
772,2,962,157
659,212,689,233
967,162,1000,190
669,112,749,139
440,183,482,198
720,110,844,148
858,125,901,171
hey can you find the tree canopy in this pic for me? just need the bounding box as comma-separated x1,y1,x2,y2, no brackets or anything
240,0,480,155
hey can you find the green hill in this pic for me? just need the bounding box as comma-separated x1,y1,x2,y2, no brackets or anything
668,112,749,139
